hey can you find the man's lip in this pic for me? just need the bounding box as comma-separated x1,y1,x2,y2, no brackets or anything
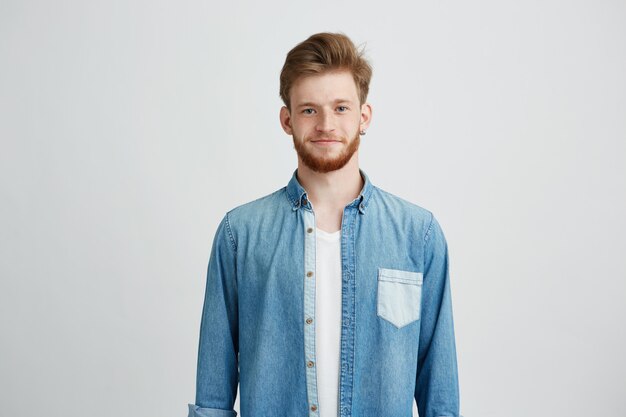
312,140,341,142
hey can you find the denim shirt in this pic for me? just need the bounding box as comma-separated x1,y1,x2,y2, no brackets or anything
188,168,460,417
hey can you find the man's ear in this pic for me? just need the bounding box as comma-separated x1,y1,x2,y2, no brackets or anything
360,102,373,131
279,106,293,135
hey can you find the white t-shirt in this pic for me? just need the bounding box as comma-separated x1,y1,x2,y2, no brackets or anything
315,226,342,417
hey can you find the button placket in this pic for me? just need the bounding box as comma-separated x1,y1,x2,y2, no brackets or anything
302,209,319,415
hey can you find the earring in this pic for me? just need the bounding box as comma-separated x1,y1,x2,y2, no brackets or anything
360,129,366,135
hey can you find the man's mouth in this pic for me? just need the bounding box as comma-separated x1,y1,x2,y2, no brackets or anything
312,140,341,145
311,137,342,143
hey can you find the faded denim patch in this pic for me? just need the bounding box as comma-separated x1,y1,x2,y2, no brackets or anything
377,268,423,328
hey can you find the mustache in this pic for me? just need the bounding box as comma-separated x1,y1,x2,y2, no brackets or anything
308,134,345,142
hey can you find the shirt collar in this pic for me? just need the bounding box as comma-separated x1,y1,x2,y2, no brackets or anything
285,167,374,214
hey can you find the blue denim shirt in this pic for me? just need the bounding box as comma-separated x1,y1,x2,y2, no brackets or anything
188,168,460,417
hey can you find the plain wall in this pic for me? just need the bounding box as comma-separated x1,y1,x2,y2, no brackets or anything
1,1,625,416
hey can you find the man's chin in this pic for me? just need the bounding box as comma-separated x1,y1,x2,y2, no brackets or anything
299,152,358,173
292,133,360,173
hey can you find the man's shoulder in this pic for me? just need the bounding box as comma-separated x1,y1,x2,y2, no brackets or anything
223,186,289,224
372,185,444,242
372,185,434,222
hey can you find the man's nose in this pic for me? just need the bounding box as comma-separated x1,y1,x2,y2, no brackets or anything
316,110,335,132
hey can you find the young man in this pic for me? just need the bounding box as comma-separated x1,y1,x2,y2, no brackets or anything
188,32,460,417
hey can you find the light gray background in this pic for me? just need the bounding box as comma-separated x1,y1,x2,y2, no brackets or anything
1,1,625,416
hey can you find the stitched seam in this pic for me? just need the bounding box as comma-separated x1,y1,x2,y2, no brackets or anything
424,210,435,243
350,206,357,413
379,275,422,285
224,211,237,254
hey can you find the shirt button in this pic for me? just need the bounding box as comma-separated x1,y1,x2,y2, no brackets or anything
306,317,313,324
311,404,317,412
307,271,313,277
307,360,314,368
307,227,313,233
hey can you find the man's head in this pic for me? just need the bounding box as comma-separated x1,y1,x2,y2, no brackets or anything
279,32,373,173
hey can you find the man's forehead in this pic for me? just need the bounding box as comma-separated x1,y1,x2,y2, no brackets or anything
293,70,355,88
291,71,359,105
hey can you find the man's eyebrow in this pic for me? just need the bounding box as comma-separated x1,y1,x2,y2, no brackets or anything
295,99,355,108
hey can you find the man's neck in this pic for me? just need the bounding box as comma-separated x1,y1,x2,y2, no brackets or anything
296,157,364,211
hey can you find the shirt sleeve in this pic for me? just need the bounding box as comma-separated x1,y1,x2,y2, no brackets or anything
188,212,239,417
415,213,461,417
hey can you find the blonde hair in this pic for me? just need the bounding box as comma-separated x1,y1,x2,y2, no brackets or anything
279,32,373,111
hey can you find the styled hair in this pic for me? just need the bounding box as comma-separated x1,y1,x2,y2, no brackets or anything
279,32,373,111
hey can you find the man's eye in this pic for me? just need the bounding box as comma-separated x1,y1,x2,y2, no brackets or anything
302,108,315,115
337,106,348,112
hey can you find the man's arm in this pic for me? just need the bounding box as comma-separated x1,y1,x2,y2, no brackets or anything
188,212,239,417
415,213,460,417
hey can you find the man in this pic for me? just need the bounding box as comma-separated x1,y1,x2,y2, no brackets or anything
188,32,460,417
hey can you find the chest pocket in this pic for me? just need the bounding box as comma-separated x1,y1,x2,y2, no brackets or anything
377,268,423,329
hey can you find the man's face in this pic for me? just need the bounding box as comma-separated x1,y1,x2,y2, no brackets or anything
280,70,372,173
